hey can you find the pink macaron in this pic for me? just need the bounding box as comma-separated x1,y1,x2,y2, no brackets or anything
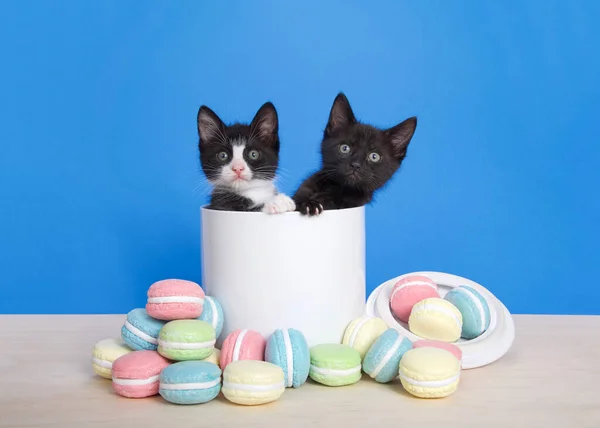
413,339,463,361
111,350,171,398
146,279,205,320
220,329,266,370
390,275,440,323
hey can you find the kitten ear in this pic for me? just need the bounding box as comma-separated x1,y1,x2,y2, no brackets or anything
325,92,356,136
384,117,417,159
197,106,225,144
250,102,278,144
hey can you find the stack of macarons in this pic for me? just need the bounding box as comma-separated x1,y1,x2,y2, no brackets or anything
92,279,316,406
217,327,313,405
91,275,493,406
389,275,492,344
342,315,464,399
92,278,228,405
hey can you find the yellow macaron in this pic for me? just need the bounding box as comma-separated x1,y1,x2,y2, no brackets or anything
408,298,463,342
222,360,285,405
399,347,461,398
201,347,221,367
91,338,133,379
342,316,388,359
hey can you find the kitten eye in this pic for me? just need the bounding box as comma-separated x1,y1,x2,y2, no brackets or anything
216,151,229,162
248,149,260,160
368,152,381,163
339,144,351,154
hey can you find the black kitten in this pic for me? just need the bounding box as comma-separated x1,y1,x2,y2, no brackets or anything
197,102,295,213
293,92,417,216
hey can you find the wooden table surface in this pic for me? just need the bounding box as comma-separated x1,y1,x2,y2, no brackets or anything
1,314,599,428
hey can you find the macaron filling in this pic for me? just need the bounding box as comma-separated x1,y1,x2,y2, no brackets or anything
124,321,158,345
158,339,216,350
414,303,462,327
391,279,438,296
398,372,460,388
347,317,372,347
222,381,285,392
452,287,488,333
112,375,160,386
204,297,219,329
310,364,361,377
159,378,221,390
92,357,112,369
282,329,294,387
147,296,204,304
368,334,405,379
232,329,249,360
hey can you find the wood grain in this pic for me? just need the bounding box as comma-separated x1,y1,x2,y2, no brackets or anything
0,315,599,428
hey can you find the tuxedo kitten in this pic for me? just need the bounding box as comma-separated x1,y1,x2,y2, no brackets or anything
197,102,295,213
293,92,417,216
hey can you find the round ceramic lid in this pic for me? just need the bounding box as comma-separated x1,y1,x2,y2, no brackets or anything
364,271,515,369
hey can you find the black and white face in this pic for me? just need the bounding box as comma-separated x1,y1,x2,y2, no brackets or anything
197,102,280,191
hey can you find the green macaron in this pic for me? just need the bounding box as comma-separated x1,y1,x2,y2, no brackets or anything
157,320,216,361
309,344,362,386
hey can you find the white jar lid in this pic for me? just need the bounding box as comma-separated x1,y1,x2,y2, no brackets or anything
364,271,515,369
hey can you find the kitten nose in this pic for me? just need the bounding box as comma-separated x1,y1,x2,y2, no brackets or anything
232,163,245,176
351,161,361,170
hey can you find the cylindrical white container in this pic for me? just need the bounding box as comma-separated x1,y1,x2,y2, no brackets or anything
201,206,366,347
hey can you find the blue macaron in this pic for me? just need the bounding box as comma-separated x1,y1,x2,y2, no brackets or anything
265,328,310,388
121,308,166,351
159,361,222,405
198,295,224,339
444,285,491,339
363,328,413,383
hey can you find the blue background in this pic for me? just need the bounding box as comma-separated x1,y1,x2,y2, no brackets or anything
1,1,598,315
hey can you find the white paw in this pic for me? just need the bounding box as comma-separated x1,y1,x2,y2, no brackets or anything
262,193,296,214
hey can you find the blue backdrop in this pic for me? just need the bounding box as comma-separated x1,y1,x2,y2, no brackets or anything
1,1,599,315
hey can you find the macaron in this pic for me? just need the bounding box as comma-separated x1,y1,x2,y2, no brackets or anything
220,329,266,370
157,319,216,361
444,285,491,339
92,338,133,379
111,350,171,398
198,296,224,339
362,329,413,383
398,347,461,398
309,344,362,387
222,360,285,405
408,298,463,342
265,328,310,388
146,279,205,321
342,316,388,359
201,347,221,367
159,361,222,405
390,275,440,323
413,340,462,361
121,308,166,351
